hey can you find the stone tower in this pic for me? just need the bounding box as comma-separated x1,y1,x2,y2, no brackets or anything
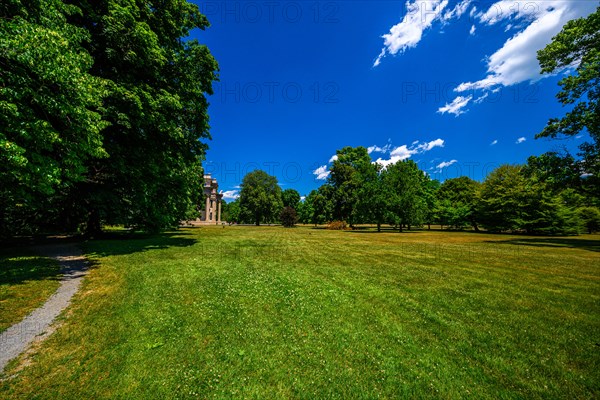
200,174,223,224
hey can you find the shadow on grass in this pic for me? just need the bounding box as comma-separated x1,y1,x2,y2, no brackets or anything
0,249,61,287
345,229,424,234
484,237,600,253
84,231,198,258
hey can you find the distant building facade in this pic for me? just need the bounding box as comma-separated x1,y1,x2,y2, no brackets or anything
200,174,223,224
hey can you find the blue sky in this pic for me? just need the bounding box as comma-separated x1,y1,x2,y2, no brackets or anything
190,0,597,200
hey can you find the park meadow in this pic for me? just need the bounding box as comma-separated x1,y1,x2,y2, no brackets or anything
1,225,598,398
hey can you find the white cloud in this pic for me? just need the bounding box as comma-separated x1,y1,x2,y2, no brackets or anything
374,138,445,168
474,92,488,104
416,138,445,151
328,154,338,163
469,5,477,18
469,24,476,35
300,196,306,202
436,159,457,169
390,144,416,159
490,139,498,145
367,143,392,154
374,0,451,66
313,165,330,180
455,2,597,93
443,0,471,21
437,95,472,116
221,190,239,201
516,137,526,144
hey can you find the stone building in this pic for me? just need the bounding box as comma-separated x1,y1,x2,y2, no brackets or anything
200,174,223,224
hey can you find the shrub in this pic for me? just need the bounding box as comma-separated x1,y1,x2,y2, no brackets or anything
327,220,347,230
280,206,298,228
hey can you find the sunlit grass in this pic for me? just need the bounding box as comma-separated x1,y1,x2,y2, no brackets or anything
1,227,598,398
0,249,60,333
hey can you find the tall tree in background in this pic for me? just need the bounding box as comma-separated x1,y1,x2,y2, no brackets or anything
329,146,371,226
437,177,480,230
383,160,426,231
478,165,529,232
239,170,283,226
479,164,580,234
0,0,107,237
357,162,389,232
312,186,334,226
536,7,599,200
282,189,301,209
68,0,218,233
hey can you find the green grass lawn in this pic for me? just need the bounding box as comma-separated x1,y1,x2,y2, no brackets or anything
1,227,598,398
0,248,60,333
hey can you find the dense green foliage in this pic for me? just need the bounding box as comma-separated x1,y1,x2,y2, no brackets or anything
0,0,218,236
238,170,283,226
281,189,301,209
292,146,594,235
437,177,480,230
0,0,108,236
537,6,599,199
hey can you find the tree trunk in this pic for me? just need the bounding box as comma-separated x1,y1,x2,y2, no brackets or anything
86,209,102,237
377,223,381,232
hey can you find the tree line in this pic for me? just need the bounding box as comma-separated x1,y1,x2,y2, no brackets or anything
1,0,218,237
222,148,600,235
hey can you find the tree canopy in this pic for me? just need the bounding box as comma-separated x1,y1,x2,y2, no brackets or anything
239,170,283,226
537,6,599,199
0,0,218,237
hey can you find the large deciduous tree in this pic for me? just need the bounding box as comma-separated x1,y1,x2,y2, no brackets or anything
67,0,218,233
239,170,283,226
382,160,427,231
437,177,480,230
282,188,301,209
328,146,372,226
0,0,108,237
479,165,580,234
536,7,599,200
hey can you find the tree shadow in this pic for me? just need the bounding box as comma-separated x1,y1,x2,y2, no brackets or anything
0,249,62,287
82,231,198,258
0,231,197,287
345,228,425,234
483,237,600,253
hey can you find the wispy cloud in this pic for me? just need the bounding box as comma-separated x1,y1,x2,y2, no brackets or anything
328,154,338,163
490,139,498,146
436,159,457,169
367,143,392,154
437,95,472,116
469,24,476,35
221,190,239,201
374,138,445,168
443,0,471,21
313,165,330,180
516,137,526,144
374,0,452,67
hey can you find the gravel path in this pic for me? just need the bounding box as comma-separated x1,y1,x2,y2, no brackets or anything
0,244,88,373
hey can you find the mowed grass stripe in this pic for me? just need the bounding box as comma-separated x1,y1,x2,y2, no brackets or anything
0,227,598,398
